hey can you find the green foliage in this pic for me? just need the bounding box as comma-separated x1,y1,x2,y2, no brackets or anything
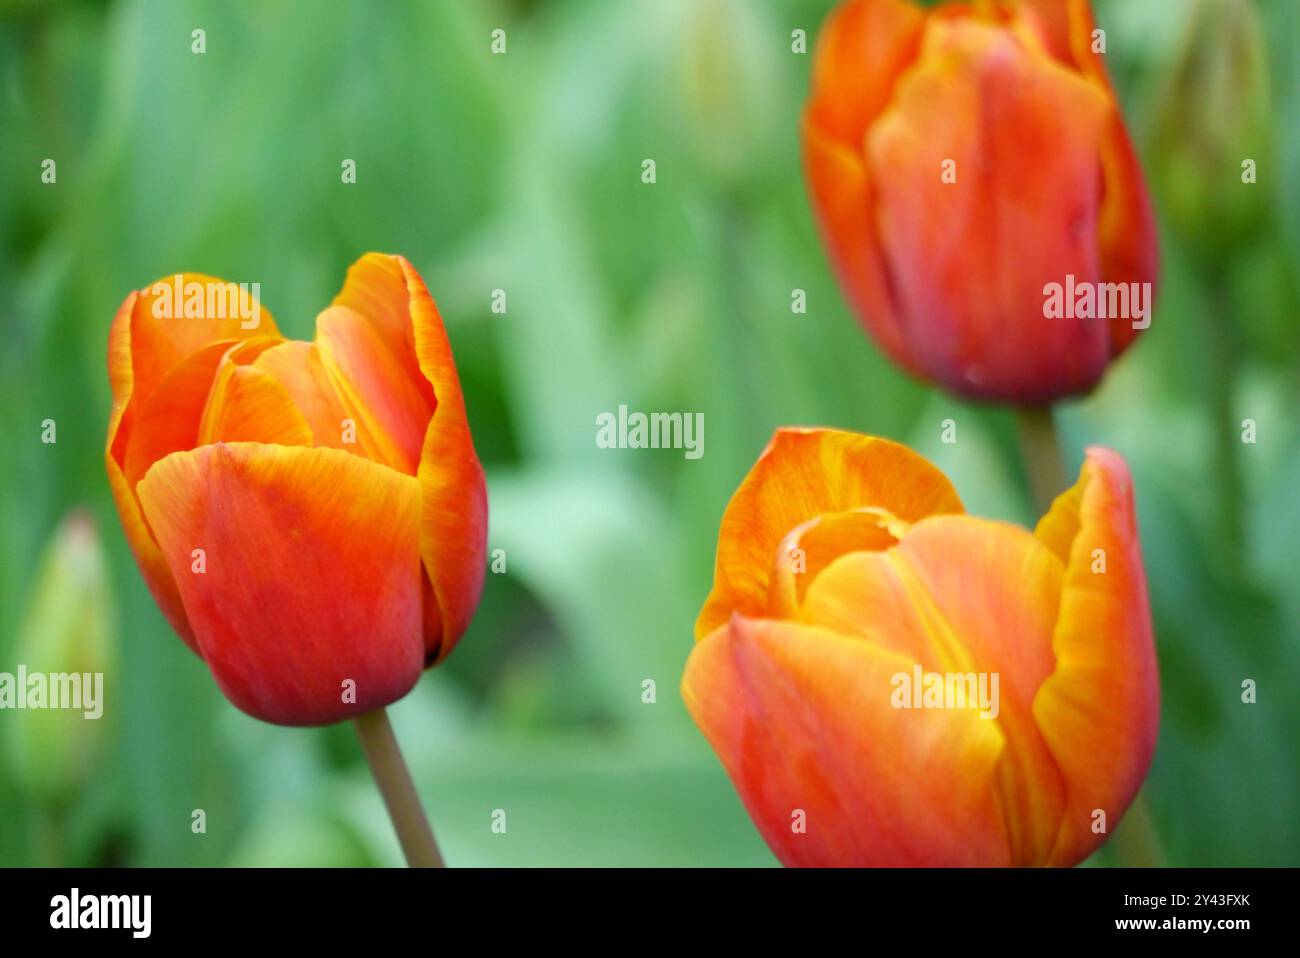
0,0,1295,866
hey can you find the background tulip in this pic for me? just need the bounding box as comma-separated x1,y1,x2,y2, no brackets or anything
1150,0,1270,262
1146,0,1281,578
683,428,1159,866
803,0,1160,403
105,253,487,728
5,511,116,807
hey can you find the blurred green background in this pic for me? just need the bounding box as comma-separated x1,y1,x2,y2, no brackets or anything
0,0,1296,867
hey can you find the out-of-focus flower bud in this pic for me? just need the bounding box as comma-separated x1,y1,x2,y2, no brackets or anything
5,511,117,802
677,0,782,184
1150,0,1271,260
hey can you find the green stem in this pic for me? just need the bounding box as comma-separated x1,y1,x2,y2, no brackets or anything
353,709,444,868
1206,271,1244,575
1014,406,1068,514
1110,791,1164,867
35,805,63,868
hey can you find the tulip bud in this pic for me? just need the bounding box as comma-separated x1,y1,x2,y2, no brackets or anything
1150,0,1270,260
682,428,1159,866
802,0,1159,403
104,254,487,726
5,511,116,801
677,0,782,184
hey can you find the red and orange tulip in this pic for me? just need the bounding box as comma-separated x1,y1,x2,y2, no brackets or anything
682,428,1159,866
803,0,1159,402
106,253,486,726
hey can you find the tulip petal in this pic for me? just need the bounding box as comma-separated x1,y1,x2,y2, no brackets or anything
798,516,1069,864
802,123,915,372
802,0,926,369
765,508,903,617
1018,0,1160,355
196,340,316,448
252,341,357,452
315,304,433,475
1015,0,1084,65
330,258,435,409
107,282,279,650
697,428,962,639
682,616,1010,866
806,0,925,145
1032,447,1159,866
120,274,280,410
332,254,487,663
107,298,198,649
122,340,237,489
866,17,1113,401
136,442,424,726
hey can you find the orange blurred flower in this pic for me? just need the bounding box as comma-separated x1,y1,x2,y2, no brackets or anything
105,253,486,726
803,0,1159,403
682,429,1159,866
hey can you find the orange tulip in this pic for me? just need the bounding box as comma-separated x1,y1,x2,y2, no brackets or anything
105,253,486,726
803,0,1159,403
682,429,1158,866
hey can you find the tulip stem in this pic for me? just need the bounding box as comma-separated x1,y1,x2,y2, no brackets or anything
1013,406,1067,514
1206,270,1244,574
35,806,64,867
354,709,445,868
1111,791,1164,867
